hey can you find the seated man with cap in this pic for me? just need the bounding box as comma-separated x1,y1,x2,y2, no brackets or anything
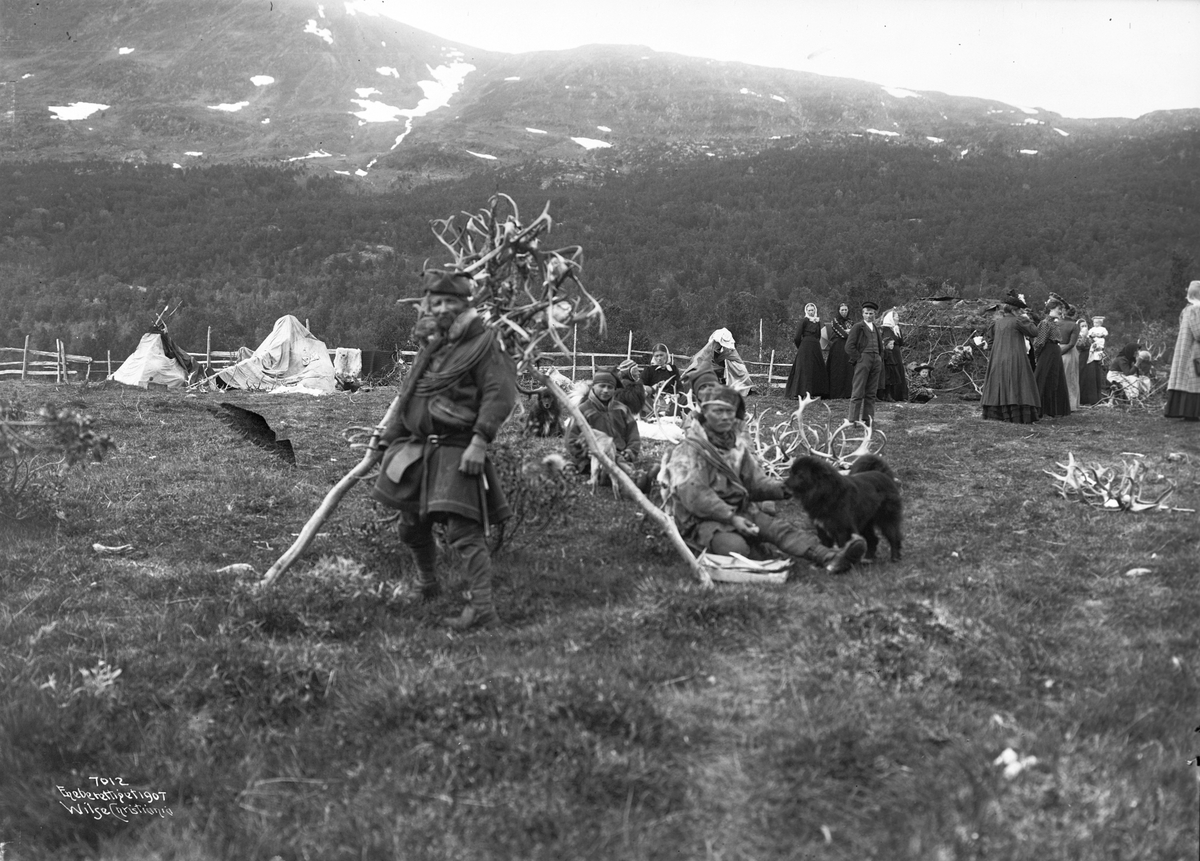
844,300,886,425
614,358,648,416
371,270,517,632
566,366,648,488
662,385,867,573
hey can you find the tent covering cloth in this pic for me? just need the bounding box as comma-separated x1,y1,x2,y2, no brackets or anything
109,332,193,388
215,315,336,393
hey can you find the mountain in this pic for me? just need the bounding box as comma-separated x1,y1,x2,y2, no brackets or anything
4,0,1197,182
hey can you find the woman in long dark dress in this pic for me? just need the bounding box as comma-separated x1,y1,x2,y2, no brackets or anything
981,296,1041,423
784,303,829,399
1032,303,1070,418
824,302,854,399
1164,280,1200,421
879,309,909,403
1050,295,1081,411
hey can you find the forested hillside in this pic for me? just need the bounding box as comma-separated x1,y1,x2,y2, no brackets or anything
2,131,1198,361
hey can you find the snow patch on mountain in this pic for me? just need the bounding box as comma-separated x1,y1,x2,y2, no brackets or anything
1018,106,1038,114
304,20,333,45
1023,118,1041,125
1020,149,1038,155
355,87,381,97
48,102,108,121
118,47,134,55
184,151,203,156
1053,128,1070,137
526,128,548,134
926,136,944,143
883,86,920,99
770,95,786,102
287,150,334,162
251,76,275,87
865,128,900,137
505,76,520,81
571,137,613,150
597,125,612,132
208,101,250,112
377,67,399,78
466,150,497,160
356,61,477,149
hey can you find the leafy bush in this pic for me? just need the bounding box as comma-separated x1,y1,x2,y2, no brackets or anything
0,399,114,522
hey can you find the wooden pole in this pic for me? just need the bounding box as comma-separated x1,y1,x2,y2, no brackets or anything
591,353,596,377
107,350,112,378
542,375,710,587
21,335,29,380
55,340,61,382
759,318,763,362
206,326,212,368
626,330,632,360
61,340,68,382
767,349,776,392
571,324,578,381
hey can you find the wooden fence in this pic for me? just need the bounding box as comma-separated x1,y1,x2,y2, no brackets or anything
2,342,793,391
0,337,92,382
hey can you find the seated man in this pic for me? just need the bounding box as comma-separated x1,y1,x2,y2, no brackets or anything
566,367,644,484
614,358,648,416
662,385,866,573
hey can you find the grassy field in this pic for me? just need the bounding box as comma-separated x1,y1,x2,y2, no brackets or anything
1,379,1198,860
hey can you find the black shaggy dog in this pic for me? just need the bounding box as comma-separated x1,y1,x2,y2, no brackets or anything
784,453,903,562
524,391,564,437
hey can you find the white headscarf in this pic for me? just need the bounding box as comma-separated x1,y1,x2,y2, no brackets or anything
881,309,900,336
804,303,818,321
709,328,736,350
1188,280,1200,306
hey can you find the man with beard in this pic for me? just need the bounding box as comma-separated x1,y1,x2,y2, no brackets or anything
371,271,517,631
662,385,867,573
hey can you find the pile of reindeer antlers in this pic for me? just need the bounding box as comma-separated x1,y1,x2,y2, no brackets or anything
748,394,887,478
1043,453,1190,513
421,193,605,371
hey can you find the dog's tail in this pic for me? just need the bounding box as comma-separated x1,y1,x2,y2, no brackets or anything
848,453,895,482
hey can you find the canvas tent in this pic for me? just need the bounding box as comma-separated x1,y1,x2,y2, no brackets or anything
109,332,195,389
212,315,336,394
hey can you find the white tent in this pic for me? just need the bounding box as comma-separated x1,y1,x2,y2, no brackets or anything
109,333,192,389
214,315,336,394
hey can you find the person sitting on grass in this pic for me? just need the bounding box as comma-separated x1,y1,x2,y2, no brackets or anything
565,367,651,490
643,342,682,415
1107,343,1152,401
614,358,648,416
661,385,867,574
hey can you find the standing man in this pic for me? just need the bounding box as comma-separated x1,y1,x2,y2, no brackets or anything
844,300,885,425
371,271,517,632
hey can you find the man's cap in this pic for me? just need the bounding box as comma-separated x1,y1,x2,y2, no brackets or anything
688,365,720,395
423,271,473,298
700,385,741,409
861,300,880,311
592,369,619,387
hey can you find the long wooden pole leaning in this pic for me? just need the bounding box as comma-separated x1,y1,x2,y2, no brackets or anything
541,376,712,588
256,335,439,590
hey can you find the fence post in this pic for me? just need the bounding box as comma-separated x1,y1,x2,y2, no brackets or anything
767,349,775,392
626,330,632,360
571,324,578,382
759,318,763,362
107,350,112,378
206,326,212,368
21,335,29,380
59,340,67,382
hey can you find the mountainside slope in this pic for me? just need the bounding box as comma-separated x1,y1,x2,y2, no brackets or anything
4,0,1197,179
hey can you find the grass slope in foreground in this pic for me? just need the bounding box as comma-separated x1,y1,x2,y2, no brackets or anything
1,380,1197,860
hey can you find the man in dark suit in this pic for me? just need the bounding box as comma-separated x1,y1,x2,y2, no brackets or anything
844,300,885,426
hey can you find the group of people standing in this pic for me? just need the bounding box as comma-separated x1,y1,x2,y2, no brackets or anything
783,301,908,425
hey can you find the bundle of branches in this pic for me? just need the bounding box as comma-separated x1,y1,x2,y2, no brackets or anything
1044,453,1191,513
1,400,115,521
260,194,707,588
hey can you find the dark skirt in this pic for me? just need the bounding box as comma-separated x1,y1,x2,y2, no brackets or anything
1164,390,1200,420
1033,342,1070,417
1079,360,1103,405
825,336,853,399
785,335,829,398
983,404,1040,424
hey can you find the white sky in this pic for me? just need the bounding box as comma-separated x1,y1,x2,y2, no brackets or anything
356,0,1200,119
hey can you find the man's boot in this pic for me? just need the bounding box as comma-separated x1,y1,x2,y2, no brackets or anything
442,604,500,631
418,573,442,602
803,535,868,574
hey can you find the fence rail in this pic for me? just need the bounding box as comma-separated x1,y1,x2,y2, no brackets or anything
2,343,794,390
